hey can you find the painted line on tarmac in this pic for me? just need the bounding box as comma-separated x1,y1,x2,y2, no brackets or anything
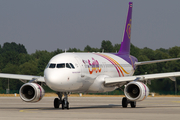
19,109,39,113
172,101,180,103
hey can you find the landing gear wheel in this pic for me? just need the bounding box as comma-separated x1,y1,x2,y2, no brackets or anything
62,99,65,109
62,99,69,110
130,101,136,108
54,92,70,110
67,101,69,109
54,98,60,108
122,97,128,108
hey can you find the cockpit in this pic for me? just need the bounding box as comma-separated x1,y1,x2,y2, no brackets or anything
46,63,75,69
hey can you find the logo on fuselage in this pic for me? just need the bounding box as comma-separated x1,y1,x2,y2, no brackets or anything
126,19,131,39
86,58,101,74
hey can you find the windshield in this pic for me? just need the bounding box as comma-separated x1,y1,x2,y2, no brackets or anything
48,63,75,69
49,63,56,68
57,63,65,68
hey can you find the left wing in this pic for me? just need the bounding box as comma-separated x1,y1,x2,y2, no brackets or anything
105,72,180,86
135,58,180,66
0,73,45,82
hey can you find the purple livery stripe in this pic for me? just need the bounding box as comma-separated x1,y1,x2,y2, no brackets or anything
96,53,130,77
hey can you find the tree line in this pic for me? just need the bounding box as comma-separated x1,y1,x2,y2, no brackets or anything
0,41,180,94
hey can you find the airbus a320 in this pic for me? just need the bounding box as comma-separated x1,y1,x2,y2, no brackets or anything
0,2,180,109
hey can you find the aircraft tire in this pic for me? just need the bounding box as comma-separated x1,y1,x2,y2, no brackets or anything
67,101,69,110
62,99,65,109
130,101,136,108
122,97,128,108
54,98,60,108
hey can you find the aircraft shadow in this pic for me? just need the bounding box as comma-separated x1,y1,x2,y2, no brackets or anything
0,104,180,110
19,104,145,110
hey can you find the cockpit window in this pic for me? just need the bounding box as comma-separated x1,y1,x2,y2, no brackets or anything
46,63,50,69
66,63,71,68
57,63,65,68
69,63,75,69
49,63,56,68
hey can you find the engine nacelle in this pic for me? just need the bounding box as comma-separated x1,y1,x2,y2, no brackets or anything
19,83,45,102
124,81,149,101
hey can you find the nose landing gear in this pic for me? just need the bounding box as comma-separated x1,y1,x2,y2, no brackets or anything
54,92,69,110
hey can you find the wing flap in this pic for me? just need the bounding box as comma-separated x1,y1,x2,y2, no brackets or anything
105,72,180,85
0,73,45,82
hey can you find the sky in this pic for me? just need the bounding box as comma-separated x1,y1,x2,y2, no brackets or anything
0,0,180,54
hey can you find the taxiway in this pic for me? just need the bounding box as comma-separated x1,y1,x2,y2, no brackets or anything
0,96,180,120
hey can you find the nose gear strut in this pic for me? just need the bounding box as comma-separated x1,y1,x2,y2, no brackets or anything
54,92,69,109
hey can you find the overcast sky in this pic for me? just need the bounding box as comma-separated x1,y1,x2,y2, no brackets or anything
0,0,180,54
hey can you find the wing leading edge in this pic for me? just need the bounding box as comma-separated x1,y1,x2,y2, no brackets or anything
135,58,180,66
105,72,180,86
0,73,45,82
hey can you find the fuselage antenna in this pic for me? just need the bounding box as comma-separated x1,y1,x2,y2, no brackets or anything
102,49,104,53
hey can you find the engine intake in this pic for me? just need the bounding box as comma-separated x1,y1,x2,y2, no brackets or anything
124,81,149,101
19,83,45,102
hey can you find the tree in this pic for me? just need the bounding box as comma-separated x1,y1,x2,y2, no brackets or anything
140,47,155,60
169,46,180,58
100,40,114,52
0,63,22,91
0,41,180,94
67,48,81,52
1,51,20,69
84,45,92,52
130,44,140,57
19,60,38,75
2,42,27,54
114,44,121,53
135,55,151,75
36,51,54,76
52,48,63,56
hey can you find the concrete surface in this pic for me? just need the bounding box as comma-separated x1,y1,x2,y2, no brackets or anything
0,96,180,120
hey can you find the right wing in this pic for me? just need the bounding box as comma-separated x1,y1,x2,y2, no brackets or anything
105,72,180,86
0,73,45,82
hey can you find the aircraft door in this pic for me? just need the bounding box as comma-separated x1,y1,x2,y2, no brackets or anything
75,56,84,77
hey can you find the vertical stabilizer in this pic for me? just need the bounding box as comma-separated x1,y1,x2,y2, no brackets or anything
118,2,133,55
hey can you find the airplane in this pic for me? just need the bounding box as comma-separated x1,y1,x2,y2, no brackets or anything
0,2,180,109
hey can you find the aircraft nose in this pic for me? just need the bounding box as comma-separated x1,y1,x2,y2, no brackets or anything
44,69,63,90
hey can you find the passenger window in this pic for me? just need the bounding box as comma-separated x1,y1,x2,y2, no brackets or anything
66,63,71,68
69,63,75,69
49,63,56,68
57,63,65,68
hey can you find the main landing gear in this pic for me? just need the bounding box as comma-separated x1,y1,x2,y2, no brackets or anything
122,97,136,108
54,92,69,110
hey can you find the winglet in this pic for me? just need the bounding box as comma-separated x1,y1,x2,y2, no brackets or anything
118,2,133,55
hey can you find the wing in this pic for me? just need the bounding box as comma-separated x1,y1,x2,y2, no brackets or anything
0,73,45,82
105,72,180,86
135,58,180,66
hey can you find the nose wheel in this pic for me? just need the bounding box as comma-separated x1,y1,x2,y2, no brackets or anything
54,98,61,108
54,92,69,110
62,99,69,109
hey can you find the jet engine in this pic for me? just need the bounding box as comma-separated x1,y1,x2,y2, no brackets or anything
124,81,149,101
19,83,45,102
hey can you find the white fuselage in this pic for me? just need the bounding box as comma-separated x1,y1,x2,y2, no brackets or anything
44,53,134,93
